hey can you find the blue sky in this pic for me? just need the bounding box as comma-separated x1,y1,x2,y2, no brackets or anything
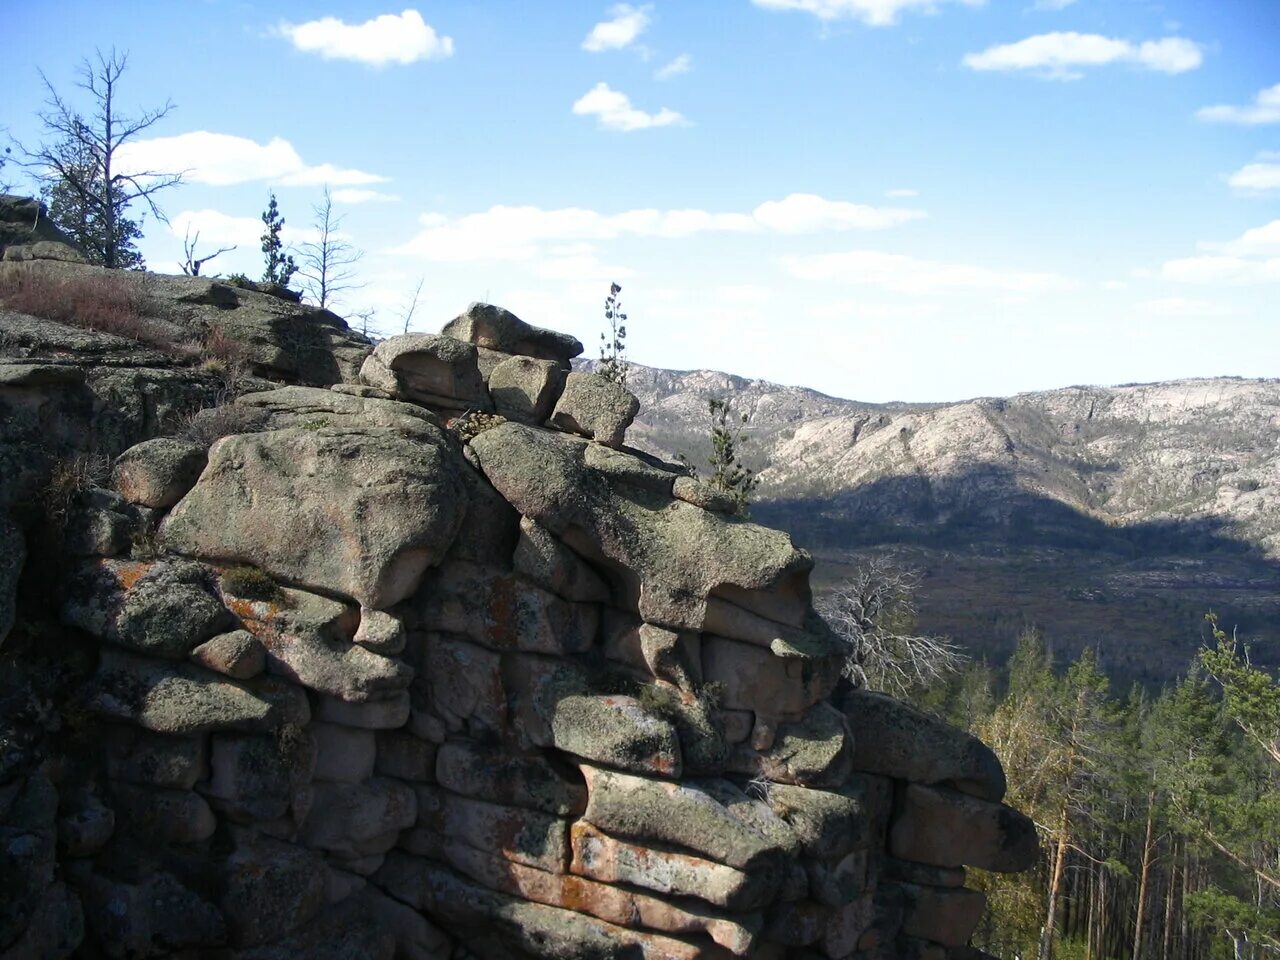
2,0,1277,401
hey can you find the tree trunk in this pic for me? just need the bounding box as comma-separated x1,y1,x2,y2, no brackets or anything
1040,824,1070,960
1132,790,1157,960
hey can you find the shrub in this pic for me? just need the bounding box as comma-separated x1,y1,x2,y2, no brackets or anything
41,453,109,530
0,265,191,357
449,410,506,443
220,565,283,602
177,401,269,447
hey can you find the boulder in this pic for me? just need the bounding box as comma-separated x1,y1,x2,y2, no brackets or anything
236,385,442,439
103,726,208,789
548,372,640,448
203,730,315,822
512,517,612,603
220,831,327,947
0,881,83,960
353,608,405,655
62,489,136,557
727,701,852,788
889,783,1039,873
358,334,490,410
672,476,738,513
312,722,377,784
299,778,416,859
441,302,583,364
107,783,217,844
409,786,569,873
315,691,411,730
112,438,207,509
897,883,987,948
702,634,841,718
56,789,115,858
415,632,506,733
80,872,225,957
162,426,468,609
487,355,566,424
190,629,266,679
61,558,231,659
434,741,586,817
227,897,394,960
375,731,437,782
549,694,682,777
841,689,1006,801
470,424,813,631
355,887,452,960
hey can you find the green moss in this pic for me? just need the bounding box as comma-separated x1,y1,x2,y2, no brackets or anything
220,565,283,602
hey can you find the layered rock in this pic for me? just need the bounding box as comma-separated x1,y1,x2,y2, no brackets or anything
0,290,1036,960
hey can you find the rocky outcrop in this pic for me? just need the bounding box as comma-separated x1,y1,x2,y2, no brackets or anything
0,285,1036,959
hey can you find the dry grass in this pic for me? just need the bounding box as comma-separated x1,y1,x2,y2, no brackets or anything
0,265,193,358
41,453,110,528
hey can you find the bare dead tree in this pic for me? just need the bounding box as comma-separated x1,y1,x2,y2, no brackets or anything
349,308,377,339
297,186,364,310
400,277,425,335
11,49,185,268
180,226,235,276
817,555,967,699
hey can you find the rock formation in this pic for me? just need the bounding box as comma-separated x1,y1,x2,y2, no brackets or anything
0,223,1037,959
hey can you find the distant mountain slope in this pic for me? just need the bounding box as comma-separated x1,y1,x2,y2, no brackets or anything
588,361,1280,560
578,361,1280,680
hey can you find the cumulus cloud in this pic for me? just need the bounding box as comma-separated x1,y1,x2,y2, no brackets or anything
278,9,453,66
1197,84,1280,125
169,209,318,248
116,132,387,187
572,83,687,131
390,194,923,261
751,0,982,27
780,248,1070,295
655,54,692,80
962,32,1202,80
332,189,402,204
582,4,652,51
1160,219,1280,284
1227,158,1280,192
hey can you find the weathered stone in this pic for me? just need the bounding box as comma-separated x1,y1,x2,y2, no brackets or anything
432,741,579,823
227,587,412,702
806,848,869,908
108,783,216,844
767,781,870,861
488,355,566,424
375,731,437,782
204,731,314,822
582,443,681,493
0,516,22,647
638,623,700,691
0,773,58,949
355,886,452,960
415,561,598,656
359,333,490,410
885,858,967,888
727,701,852,788
417,632,506,733
890,783,1039,873
112,438,207,509
375,855,704,960
672,475,738,513
300,779,416,859
549,372,640,448
841,689,1006,801
897,882,987,948
443,462,521,565
228,897,394,960
471,423,812,631
703,635,841,719
704,596,846,657
823,893,876,958
569,819,773,911
442,839,760,956
551,694,682,777
89,648,283,734
315,691,411,730
353,608,406,655
312,722,377,784
237,385,442,439
57,790,114,858
221,831,327,947
762,899,826,946
579,766,778,871
63,492,135,557
104,726,207,789
409,785,569,873
162,426,468,609
513,517,612,604
441,302,583,364
80,872,225,957
62,558,231,659
190,629,266,679
0,881,83,960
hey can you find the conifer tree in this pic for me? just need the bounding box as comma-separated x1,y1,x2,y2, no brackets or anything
260,191,296,287
599,281,628,385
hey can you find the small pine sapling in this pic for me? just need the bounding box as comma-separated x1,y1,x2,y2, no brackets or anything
260,192,297,287
599,281,629,385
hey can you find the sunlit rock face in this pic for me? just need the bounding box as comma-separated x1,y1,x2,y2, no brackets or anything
0,283,1035,959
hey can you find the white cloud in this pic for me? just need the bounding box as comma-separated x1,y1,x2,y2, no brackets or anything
1160,256,1280,285
962,32,1202,80
391,194,923,261
572,83,687,131
655,54,692,80
781,248,1071,295
278,9,453,66
169,209,318,248
1135,297,1236,318
332,188,401,204
1197,83,1280,125
886,187,919,198
582,4,652,52
1227,160,1280,192
116,132,386,187
751,0,982,28
1220,219,1280,258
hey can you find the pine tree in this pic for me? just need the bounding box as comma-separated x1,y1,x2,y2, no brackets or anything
260,192,297,287
680,398,760,517
598,282,628,385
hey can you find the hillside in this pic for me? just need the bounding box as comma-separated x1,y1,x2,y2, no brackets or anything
585,361,1280,680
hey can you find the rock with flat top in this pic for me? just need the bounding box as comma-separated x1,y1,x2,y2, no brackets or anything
359,334,490,410
442,302,583,364
549,372,640,448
